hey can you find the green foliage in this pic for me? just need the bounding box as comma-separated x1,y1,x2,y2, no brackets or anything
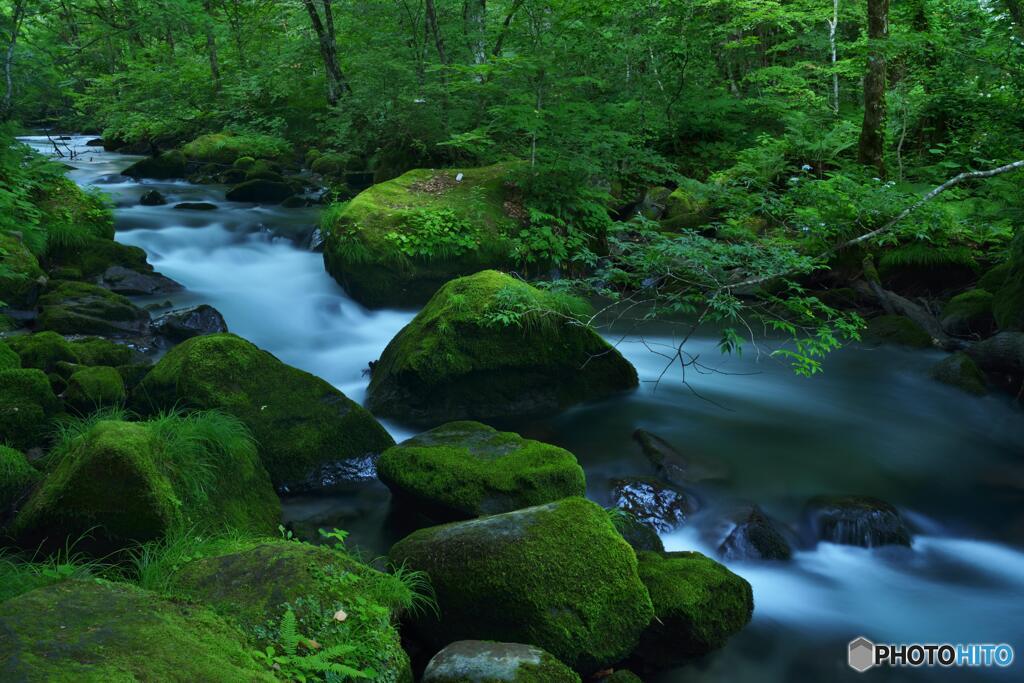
384,208,479,259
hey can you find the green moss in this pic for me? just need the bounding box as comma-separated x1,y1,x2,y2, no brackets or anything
7,331,79,372
311,152,352,176
183,132,291,164
661,179,712,230
0,369,61,450
35,176,115,247
0,340,19,371
0,231,46,308
45,236,150,279
14,414,280,550
0,580,275,682
72,337,136,366
634,551,753,665
367,271,638,422
121,150,187,180
389,497,654,674
224,179,294,204
0,445,39,510
941,289,995,337
378,421,586,520
65,366,126,412
993,230,1024,331
321,164,521,307
134,333,394,487
864,314,932,348
605,671,643,683
233,155,256,169
929,352,987,396
38,281,150,337
169,539,411,682
978,262,1011,292
423,641,580,683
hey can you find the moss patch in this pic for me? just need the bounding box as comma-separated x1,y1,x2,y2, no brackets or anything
121,150,187,180
389,497,654,674
0,445,39,511
321,164,521,307
0,368,61,450
45,236,150,279
0,580,275,682
0,231,46,308
134,333,394,487
929,352,987,395
941,289,996,337
65,366,126,412
0,339,19,371
38,281,150,337
367,271,638,422
634,551,753,665
993,230,1024,331
377,421,586,520
864,314,932,348
183,132,291,164
661,179,712,230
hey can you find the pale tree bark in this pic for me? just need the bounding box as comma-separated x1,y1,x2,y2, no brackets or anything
464,0,486,68
301,0,351,106
1,0,27,121
857,0,888,175
827,0,839,114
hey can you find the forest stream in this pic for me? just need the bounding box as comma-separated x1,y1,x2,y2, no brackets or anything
21,134,1024,682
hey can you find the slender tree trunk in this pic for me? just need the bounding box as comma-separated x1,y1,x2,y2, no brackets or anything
203,1,221,93
424,0,448,65
828,0,839,114
1,0,27,121
1004,0,1024,39
464,0,486,68
858,0,889,175
302,0,351,106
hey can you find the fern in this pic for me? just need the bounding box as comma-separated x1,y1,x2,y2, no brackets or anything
879,242,977,270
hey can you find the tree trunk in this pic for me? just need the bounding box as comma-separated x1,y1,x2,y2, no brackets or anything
203,1,221,93
1,0,27,121
858,0,889,175
425,0,449,65
828,0,839,114
464,0,486,68
301,0,351,106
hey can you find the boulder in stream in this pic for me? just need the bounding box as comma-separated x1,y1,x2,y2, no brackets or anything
173,201,218,211
367,270,638,423
121,150,187,180
803,495,912,548
377,421,586,521
718,506,793,561
139,189,167,205
929,352,988,395
423,641,580,683
612,477,694,533
37,281,151,337
940,289,996,337
388,497,654,673
134,333,395,488
152,304,228,343
632,428,729,485
225,179,294,204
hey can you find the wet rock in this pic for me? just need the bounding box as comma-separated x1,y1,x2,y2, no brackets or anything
633,428,729,485
719,506,793,561
929,352,987,395
225,179,294,204
423,641,580,683
277,454,378,495
98,265,183,296
121,150,187,180
613,508,665,553
864,314,932,348
219,167,247,184
152,304,228,343
308,227,324,251
139,190,167,206
37,281,151,338
804,495,912,548
612,477,693,533
84,138,104,147
940,289,996,337
281,195,308,208
173,202,218,211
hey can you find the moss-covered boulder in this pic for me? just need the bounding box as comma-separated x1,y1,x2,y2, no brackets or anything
0,369,61,450
13,415,280,549
0,339,19,371
134,333,394,488
661,179,713,230
378,421,585,521
121,150,187,180
993,230,1024,331
321,164,521,307
72,336,136,366
929,352,987,396
941,289,996,337
388,497,654,673
367,271,638,422
423,641,580,683
224,179,294,204
864,314,932,348
170,539,411,682
803,495,911,548
310,152,353,177
6,332,135,375
605,670,643,683
612,508,665,553
183,132,290,164
0,580,275,681
0,445,39,512
38,281,150,337
64,366,126,412
634,551,753,665
0,231,46,309
45,236,182,297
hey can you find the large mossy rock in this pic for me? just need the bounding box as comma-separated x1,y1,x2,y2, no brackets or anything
423,641,580,683
38,281,150,337
367,271,638,423
0,369,61,450
928,351,987,396
0,580,275,682
182,132,291,164
941,289,996,337
224,179,294,204
134,333,394,487
170,540,411,682
0,339,19,371
660,179,713,230
64,365,126,412
46,236,182,296
13,417,280,550
993,230,1024,331
634,551,753,665
321,164,521,307
6,332,135,374
0,231,46,309
121,150,187,179
377,421,586,521
388,497,654,673
864,314,932,348
0,445,39,512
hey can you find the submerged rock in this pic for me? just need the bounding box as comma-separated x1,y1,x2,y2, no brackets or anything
633,428,729,484
803,495,912,548
864,315,932,348
225,179,294,204
929,352,987,395
152,304,228,343
134,333,394,487
634,550,754,664
139,189,167,205
173,201,218,211
121,150,187,179
719,506,793,561
367,271,638,422
37,281,150,337
612,477,694,533
423,641,580,683
0,581,275,681
389,497,654,673
377,421,586,520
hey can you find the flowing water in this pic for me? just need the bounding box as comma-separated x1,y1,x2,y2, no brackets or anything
24,135,1024,682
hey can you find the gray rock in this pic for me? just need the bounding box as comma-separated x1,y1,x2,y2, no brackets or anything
612,477,694,533
152,304,228,343
423,641,580,683
139,190,166,206
99,265,183,297
719,506,793,561
633,428,729,484
804,495,912,548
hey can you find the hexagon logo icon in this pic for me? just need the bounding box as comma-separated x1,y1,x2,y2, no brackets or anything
848,637,876,672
